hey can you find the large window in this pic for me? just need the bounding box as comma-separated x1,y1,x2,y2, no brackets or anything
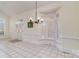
0,18,5,35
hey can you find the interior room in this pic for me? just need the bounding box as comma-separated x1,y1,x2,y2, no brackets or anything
0,1,79,58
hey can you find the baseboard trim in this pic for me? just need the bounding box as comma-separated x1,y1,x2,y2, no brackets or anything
59,35,79,40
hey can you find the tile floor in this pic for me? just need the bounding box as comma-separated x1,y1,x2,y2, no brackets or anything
0,39,78,58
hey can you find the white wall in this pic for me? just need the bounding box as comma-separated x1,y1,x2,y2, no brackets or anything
58,2,79,50
59,2,79,38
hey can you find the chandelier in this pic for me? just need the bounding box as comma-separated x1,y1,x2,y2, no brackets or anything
29,1,44,24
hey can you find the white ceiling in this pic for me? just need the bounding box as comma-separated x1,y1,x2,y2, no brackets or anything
0,1,55,17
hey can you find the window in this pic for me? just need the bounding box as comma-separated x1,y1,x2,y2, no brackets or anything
0,18,5,35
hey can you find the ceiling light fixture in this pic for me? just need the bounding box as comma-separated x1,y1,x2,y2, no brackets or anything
29,1,44,24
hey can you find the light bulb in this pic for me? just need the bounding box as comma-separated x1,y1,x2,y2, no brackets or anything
41,19,44,21
30,17,34,21
39,18,44,23
37,17,40,20
30,17,32,20
41,19,44,22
